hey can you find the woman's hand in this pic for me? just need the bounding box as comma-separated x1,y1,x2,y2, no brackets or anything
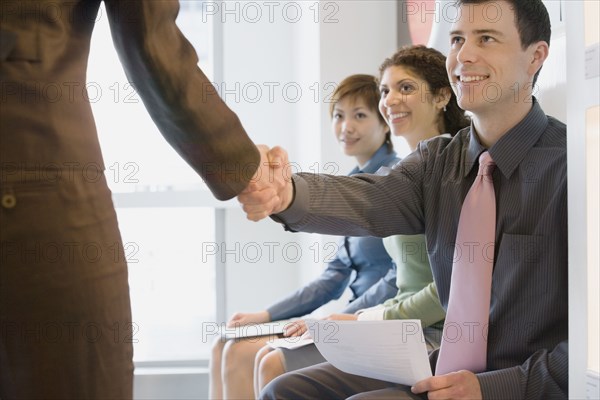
325,313,358,321
282,320,308,337
226,311,270,328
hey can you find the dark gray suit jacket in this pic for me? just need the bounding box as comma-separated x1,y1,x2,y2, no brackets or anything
275,101,568,399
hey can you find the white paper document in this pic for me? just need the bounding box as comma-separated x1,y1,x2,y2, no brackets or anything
307,320,432,386
219,320,293,340
266,336,314,350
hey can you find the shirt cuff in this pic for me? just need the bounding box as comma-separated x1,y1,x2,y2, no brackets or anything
271,175,309,228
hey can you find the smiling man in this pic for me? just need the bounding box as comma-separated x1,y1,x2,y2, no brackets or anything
239,1,568,399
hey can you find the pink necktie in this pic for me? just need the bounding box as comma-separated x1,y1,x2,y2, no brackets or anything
436,151,496,375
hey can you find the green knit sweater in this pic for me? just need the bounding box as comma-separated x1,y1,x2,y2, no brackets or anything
381,234,445,330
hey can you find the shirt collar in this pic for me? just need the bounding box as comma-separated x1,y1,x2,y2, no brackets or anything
350,144,398,175
463,98,548,179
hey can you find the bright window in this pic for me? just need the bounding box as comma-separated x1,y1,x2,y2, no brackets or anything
88,2,216,362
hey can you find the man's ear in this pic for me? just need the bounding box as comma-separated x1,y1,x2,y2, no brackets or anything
528,40,549,77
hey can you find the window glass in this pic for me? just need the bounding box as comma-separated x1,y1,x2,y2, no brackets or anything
88,2,216,362
117,207,215,362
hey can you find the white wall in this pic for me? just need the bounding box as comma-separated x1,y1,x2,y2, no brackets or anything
536,0,567,122
565,1,600,399
218,3,304,318
219,0,398,318
301,0,399,286
317,1,399,173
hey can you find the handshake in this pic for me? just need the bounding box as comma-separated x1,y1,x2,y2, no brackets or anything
238,145,294,221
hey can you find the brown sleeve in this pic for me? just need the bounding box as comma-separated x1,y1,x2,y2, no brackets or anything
104,0,259,200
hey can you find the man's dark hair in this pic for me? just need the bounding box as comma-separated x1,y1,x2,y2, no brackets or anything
456,0,551,85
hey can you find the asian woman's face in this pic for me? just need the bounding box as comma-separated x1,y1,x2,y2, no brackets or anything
332,97,389,166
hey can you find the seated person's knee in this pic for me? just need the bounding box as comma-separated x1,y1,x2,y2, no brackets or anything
211,336,226,358
257,349,286,393
254,345,272,366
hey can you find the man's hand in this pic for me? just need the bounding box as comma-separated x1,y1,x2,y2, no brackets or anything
238,145,293,221
411,370,482,400
226,311,270,328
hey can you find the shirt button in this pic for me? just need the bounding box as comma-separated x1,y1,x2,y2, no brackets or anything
1,193,16,209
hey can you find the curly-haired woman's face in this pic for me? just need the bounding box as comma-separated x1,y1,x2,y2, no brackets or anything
379,66,444,143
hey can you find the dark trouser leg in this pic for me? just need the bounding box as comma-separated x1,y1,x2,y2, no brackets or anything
348,388,427,400
260,361,417,400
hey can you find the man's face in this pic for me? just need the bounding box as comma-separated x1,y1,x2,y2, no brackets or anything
446,1,538,115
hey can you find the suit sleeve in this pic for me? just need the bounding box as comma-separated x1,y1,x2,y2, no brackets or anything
103,0,259,200
477,341,568,399
273,148,428,237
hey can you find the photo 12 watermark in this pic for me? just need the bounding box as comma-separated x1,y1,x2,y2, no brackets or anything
1,321,139,344
200,1,340,24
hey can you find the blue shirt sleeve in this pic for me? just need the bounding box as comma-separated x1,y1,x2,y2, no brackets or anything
266,239,354,321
